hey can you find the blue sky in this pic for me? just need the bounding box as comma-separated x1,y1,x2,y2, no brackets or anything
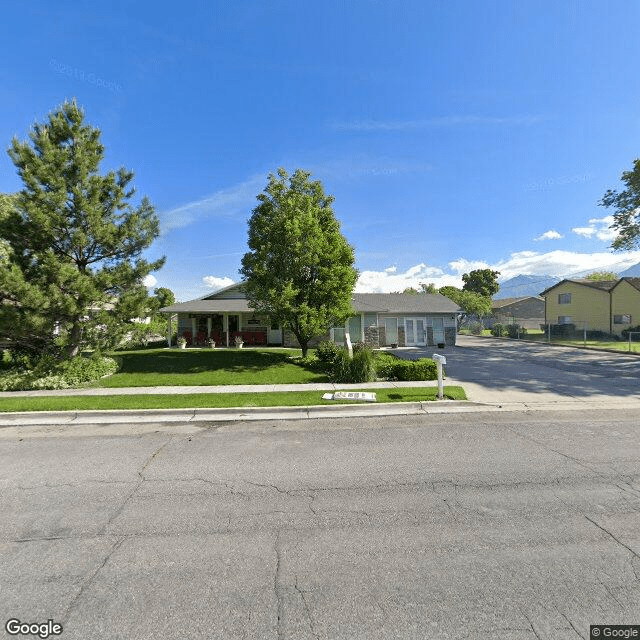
2,0,640,301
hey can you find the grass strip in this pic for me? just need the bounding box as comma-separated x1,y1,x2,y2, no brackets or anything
0,387,466,413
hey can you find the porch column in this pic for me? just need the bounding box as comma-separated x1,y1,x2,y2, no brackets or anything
166,314,172,347
345,318,352,357
224,314,229,347
207,316,212,338
191,317,196,338
361,314,365,343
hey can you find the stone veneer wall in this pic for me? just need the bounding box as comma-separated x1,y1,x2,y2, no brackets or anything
397,326,406,347
445,327,456,346
283,330,329,349
364,325,380,348
426,327,434,346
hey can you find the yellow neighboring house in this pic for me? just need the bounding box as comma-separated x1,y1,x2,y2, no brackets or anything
540,277,640,335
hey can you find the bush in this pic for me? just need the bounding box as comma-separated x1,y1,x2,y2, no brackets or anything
373,352,398,379
491,323,507,337
351,340,367,353
506,324,526,338
0,354,119,391
330,348,352,382
621,325,640,340
315,341,344,368
348,347,376,383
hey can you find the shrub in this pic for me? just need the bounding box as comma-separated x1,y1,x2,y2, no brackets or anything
373,352,398,379
348,347,376,383
491,323,507,337
0,354,119,391
315,341,343,367
621,325,640,340
330,348,352,382
389,358,438,381
351,340,367,353
506,324,526,338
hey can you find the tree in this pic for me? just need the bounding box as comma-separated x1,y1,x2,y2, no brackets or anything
438,286,492,328
240,168,358,357
584,271,618,281
599,158,640,250
0,100,164,359
462,269,500,298
420,282,438,294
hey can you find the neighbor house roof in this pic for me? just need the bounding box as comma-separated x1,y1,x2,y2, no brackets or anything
613,277,640,293
539,278,618,296
492,296,543,309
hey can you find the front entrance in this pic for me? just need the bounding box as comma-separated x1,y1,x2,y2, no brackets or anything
432,318,444,345
228,315,239,334
405,318,426,346
268,321,282,345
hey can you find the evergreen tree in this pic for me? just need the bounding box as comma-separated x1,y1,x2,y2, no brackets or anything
0,100,164,359
240,168,358,357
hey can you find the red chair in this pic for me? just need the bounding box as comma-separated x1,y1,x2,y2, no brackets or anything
182,331,192,346
195,331,206,346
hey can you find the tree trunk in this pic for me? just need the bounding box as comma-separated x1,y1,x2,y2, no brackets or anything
66,321,83,359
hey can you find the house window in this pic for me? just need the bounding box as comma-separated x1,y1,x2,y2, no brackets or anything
558,316,572,324
614,314,632,324
558,293,571,304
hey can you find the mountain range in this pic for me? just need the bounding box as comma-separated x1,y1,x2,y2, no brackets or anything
494,262,640,299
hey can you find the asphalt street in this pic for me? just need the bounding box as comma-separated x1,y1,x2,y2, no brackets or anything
1,409,639,639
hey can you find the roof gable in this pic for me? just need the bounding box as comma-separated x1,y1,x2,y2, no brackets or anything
539,278,618,296
351,293,461,314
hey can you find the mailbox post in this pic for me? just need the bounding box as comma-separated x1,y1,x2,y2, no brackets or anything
432,353,446,399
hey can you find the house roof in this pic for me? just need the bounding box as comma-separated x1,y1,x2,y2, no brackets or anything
351,293,460,314
539,278,618,296
161,285,461,315
613,277,640,293
492,296,543,309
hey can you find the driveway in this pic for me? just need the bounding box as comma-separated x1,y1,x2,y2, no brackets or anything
392,334,640,406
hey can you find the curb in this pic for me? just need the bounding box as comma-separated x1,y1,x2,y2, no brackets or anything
0,400,488,426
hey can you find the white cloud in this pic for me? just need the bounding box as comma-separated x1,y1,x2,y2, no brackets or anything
159,174,264,232
572,215,617,241
202,276,235,291
142,274,157,288
384,265,397,273
534,230,563,241
448,258,490,274
354,249,640,292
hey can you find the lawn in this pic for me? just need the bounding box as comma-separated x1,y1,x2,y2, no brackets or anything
100,347,328,387
0,386,467,412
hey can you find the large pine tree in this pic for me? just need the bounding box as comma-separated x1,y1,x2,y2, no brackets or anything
0,100,164,359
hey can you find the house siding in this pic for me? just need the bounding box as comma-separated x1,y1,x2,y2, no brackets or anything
544,282,611,333
611,281,640,334
489,298,545,329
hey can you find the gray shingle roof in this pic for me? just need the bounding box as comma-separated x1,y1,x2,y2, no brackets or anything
162,291,461,314
351,293,461,313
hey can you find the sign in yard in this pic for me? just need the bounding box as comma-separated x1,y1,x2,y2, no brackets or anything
322,392,377,402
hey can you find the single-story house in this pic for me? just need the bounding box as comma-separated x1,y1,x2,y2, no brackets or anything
160,283,461,348
486,296,545,330
540,277,640,335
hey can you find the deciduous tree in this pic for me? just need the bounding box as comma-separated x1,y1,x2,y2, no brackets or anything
599,158,640,250
240,168,358,357
462,269,500,298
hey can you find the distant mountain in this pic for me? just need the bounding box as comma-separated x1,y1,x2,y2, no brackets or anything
619,262,640,277
495,274,561,299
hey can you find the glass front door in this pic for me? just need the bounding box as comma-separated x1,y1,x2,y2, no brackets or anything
405,318,427,346
433,318,444,344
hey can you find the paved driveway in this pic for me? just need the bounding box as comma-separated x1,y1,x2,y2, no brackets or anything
392,335,640,406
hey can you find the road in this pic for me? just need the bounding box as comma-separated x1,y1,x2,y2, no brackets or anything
1,410,639,639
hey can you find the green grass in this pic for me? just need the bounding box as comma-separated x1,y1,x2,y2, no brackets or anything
100,348,328,387
0,386,467,412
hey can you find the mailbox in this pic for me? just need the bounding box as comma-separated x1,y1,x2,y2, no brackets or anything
432,353,446,365
432,353,446,399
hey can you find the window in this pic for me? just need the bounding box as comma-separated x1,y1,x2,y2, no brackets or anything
614,314,632,324
558,293,571,304
558,316,572,324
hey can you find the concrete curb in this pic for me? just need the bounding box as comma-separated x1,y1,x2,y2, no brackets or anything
0,401,486,426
